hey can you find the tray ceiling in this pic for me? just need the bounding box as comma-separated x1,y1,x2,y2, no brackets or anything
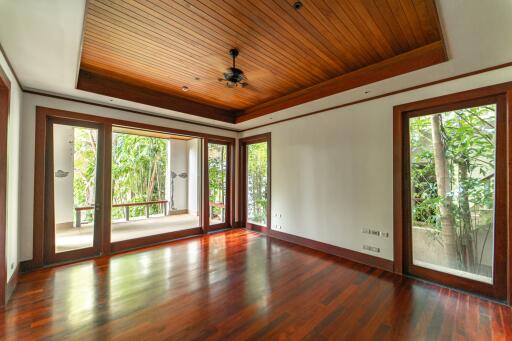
78,0,447,123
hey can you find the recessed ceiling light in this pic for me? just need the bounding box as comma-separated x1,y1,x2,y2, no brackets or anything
182,86,189,91
292,1,303,10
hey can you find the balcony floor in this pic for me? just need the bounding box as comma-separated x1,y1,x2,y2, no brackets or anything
56,214,204,253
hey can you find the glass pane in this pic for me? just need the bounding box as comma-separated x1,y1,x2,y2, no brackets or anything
208,143,227,225
54,124,98,253
409,104,497,283
111,130,201,242
247,142,268,226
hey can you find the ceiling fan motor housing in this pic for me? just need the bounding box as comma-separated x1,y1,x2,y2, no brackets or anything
222,48,247,87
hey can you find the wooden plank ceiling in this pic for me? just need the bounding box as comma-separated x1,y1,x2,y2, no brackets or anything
79,0,446,124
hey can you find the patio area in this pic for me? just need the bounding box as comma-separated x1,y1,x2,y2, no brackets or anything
56,214,201,253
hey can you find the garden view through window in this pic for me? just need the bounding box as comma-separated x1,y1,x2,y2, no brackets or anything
247,142,268,226
409,103,497,283
208,143,227,225
111,129,201,242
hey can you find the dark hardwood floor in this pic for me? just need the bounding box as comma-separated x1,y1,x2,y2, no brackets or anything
1,229,511,340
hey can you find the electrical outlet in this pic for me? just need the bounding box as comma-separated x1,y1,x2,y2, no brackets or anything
363,245,380,253
362,228,380,236
362,228,389,238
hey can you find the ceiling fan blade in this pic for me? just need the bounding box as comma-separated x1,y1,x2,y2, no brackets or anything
245,68,269,79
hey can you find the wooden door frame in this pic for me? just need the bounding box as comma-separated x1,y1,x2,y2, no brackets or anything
26,106,235,270
238,133,271,232
204,139,234,233
43,117,105,264
0,64,10,305
393,81,512,303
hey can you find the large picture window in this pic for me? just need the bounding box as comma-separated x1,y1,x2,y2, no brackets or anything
409,104,497,283
395,91,508,300
110,128,201,243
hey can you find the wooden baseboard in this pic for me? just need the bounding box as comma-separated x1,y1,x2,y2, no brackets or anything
5,263,19,304
20,260,39,273
246,226,394,272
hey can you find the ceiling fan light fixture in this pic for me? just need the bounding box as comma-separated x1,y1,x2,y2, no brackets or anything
220,48,249,88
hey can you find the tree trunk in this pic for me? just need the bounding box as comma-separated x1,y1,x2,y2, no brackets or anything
457,156,476,271
146,156,160,201
431,114,459,267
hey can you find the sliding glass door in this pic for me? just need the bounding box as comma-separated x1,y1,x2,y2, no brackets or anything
44,118,104,264
404,95,506,299
37,107,234,267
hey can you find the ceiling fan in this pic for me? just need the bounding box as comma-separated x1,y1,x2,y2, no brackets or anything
219,48,248,88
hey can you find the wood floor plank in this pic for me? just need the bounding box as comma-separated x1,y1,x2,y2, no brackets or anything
1,229,511,340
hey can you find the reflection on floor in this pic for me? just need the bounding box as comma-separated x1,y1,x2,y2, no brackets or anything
4,229,512,339
56,214,200,252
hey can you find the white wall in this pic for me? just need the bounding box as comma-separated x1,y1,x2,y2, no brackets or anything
19,93,236,261
0,50,22,281
169,139,188,211
187,139,200,216
17,62,512,264
52,124,74,225
240,65,512,261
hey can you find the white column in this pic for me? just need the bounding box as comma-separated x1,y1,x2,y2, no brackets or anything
164,139,172,215
187,139,199,216
53,125,75,227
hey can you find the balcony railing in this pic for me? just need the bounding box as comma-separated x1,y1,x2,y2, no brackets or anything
75,200,225,227
75,200,168,227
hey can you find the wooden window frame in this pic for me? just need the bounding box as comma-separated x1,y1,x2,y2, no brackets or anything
238,133,271,232
27,106,235,270
393,82,512,303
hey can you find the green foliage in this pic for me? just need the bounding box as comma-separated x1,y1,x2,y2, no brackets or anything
73,131,168,223
208,143,227,219
111,133,167,219
409,104,496,268
73,127,98,223
247,142,268,225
